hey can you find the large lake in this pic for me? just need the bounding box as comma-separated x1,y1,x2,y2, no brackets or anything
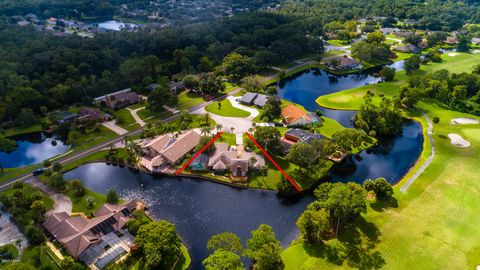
0,132,69,168
65,164,314,269
277,60,423,184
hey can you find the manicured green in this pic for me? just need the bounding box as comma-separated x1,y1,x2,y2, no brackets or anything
283,53,480,269
462,128,480,142
317,52,480,111
205,99,251,117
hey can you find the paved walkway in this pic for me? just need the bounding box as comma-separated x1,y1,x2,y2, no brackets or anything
25,177,72,215
127,107,146,127
400,112,435,192
236,133,243,145
226,96,259,119
102,120,128,135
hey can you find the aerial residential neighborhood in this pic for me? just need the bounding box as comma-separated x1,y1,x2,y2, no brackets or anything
1,0,480,270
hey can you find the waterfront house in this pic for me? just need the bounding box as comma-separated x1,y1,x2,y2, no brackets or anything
284,129,324,143
43,201,139,269
207,143,265,182
239,92,258,105
94,89,140,109
281,104,313,126
52,111,80,124
327,55,360,70
141,130,202,171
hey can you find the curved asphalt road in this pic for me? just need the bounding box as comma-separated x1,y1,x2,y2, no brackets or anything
0,88,241,192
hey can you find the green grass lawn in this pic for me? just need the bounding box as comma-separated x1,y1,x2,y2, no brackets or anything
115,108,141,131
317,52,480,111
178,91,205,109
327,40,350,46
65,181,107,214
0,244,19,259
282,52,480,269
5,123,43,137
218,132,237,145
19,245,60,269
205,99,251,117
1,184,54,210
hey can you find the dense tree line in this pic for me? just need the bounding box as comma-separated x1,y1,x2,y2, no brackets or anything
278,0,480,31
0,11,323,127
401,68,480,115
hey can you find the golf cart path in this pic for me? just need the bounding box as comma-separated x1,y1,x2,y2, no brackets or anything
400,112,435,192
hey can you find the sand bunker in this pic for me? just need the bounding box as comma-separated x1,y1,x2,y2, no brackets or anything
448,133,471,148
450,118,480,125
473,50,480,54
448,53,459,57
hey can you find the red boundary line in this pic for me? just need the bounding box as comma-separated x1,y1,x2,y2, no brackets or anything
245,132,302,192
175,132,223,175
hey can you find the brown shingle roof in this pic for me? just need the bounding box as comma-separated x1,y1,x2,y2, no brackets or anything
161,130,201,164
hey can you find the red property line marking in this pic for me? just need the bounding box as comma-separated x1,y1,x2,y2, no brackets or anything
245,132,302,192
176,132,223,175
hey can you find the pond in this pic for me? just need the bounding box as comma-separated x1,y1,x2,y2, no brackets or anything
64,163,314,269
277,61,404,128
277,60,423,184
330,120,423,184
0,132,70,168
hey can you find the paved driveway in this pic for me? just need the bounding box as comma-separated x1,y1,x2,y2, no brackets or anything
226,96,259,119
192,107,254,134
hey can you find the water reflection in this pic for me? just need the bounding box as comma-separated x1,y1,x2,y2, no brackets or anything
330,120,423,184
0,132,69,168
65,163,313,268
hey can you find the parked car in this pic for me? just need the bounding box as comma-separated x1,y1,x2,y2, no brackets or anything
32,168,45,176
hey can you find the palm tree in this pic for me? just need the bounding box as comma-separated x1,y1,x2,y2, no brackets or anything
230,126,235,133
248,127,254,134
204,113,211,126
216,124,223,133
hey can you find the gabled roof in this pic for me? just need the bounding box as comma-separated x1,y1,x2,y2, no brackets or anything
281,104,312,125
240,92,258,104
253,94,269,107
161,130,201,164
144,135,174,154
43,201,137,259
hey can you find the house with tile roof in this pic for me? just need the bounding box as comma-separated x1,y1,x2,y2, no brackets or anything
207,143,265,182
43,201,139,268
141,130,202,171
281,104,314,126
